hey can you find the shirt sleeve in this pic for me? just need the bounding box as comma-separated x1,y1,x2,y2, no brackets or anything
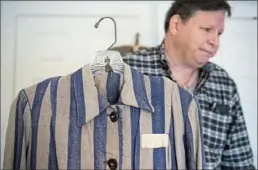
3,90,31,170
220,84,255,169
185,98,206,170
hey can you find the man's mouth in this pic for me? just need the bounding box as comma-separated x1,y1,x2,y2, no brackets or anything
200,49,213,56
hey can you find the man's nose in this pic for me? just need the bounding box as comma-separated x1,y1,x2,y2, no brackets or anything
208,34,219,48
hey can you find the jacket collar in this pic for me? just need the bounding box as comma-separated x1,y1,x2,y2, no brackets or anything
72,63,154,127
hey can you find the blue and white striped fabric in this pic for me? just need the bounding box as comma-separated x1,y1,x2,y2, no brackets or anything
4,63,206,170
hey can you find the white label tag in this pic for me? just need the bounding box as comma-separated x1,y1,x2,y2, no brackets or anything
141,134,169,148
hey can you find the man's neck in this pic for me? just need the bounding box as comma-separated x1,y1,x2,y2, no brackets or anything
164,38,196,72
164,38,198,88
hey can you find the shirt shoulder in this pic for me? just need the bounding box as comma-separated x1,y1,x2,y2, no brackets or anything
20,75,67,105
122,45,161,58
122,45,161,63
121,45,168,76
201,62,239,104
205,62,237,89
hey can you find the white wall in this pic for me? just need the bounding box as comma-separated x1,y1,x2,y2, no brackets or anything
1,1,257,168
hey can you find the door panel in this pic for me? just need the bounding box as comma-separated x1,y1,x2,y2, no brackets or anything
14,4,154,96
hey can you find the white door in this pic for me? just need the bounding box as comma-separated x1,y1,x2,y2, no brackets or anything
12,1,155,96
1,1,154,167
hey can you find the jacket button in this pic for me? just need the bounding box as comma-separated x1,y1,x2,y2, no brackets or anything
109,111,118,122
107,158,118,170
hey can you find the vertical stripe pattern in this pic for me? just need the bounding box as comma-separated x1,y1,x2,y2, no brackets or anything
37,82,52,169
31,78,52,170
94,110,107,169
164,78,175,170
3,64,205,170
117,106,124,169
49,77,60,170
14,90,28,170
178,87,195,169
150,76,166,169
130,107,141,169
55,75,71,169
67,74,82,169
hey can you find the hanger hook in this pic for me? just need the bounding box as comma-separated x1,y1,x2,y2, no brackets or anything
94,16,117,50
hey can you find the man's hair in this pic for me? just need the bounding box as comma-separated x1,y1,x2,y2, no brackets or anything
164,0,231,32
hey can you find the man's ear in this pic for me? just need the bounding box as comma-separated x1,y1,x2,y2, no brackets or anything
168,14,181,35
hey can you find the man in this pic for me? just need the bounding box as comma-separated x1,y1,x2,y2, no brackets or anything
123,0,255,169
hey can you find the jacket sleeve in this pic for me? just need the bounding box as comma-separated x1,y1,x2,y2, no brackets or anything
185,98,206,170
3,90,31,170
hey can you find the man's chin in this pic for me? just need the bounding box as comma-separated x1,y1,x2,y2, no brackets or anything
196,59,209,68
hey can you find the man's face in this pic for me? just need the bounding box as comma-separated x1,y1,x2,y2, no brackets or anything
173,10,225,68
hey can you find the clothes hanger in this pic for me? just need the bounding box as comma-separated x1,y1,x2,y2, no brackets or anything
91,16,124,76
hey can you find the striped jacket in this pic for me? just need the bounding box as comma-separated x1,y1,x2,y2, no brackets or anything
4,63,205,170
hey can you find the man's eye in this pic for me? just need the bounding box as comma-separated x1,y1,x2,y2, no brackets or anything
201,27,212,32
